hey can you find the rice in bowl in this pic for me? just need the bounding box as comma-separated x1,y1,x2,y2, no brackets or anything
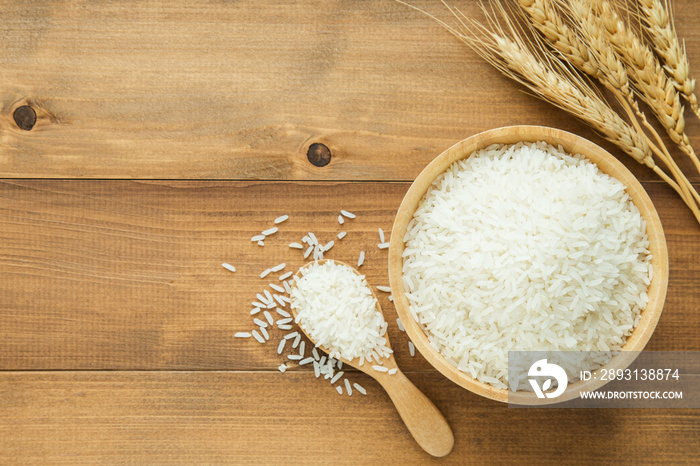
401,141,653,390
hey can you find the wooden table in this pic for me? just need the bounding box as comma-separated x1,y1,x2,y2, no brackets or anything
1,1,699,464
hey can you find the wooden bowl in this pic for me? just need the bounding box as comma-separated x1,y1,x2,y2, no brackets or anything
388,126,669,404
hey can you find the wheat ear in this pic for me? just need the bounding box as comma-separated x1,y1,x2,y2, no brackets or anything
562,0,700,207
520,0,699,208
422,1,654,166
636,0,700,119
598,0,700,173
517,0,598,76
395,0,700,222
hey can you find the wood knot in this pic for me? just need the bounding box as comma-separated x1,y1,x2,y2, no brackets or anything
307,143,331,167
13,105,37,131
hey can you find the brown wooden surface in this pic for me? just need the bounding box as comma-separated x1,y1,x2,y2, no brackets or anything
1,0,700,464
1,0,700,182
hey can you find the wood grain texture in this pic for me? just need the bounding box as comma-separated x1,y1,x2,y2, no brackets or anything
0,0,699,181
0,371,698,465
2,1,700,463
0,180,698,371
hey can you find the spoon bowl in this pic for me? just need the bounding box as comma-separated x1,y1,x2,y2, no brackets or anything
290,259,454,457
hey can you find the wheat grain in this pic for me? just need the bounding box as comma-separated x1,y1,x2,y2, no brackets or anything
447,4,653,168
518,0,598,76
636,0,700,118
598,0,700,172
396,0,700,223
562,0,700,207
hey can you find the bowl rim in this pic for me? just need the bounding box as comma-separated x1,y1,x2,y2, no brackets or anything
388,125,669,404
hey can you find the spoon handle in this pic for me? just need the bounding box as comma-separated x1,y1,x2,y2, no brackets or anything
377,368,454,457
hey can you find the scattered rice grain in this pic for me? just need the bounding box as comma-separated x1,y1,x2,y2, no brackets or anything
222,263,236,273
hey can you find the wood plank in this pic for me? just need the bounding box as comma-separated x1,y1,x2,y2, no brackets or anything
0,180,698,370
1,0,700,181
0,371,698,464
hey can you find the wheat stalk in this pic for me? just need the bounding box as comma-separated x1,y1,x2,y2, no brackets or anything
636,0,700,119
597,0,700,173
516,0,699,209
394,0,700,222
517,0,598,76
559,0,700,206
397,1,653,165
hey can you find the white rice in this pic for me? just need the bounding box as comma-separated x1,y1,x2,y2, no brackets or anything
337,231,347,240
288,354,302,360
278,295,291,304
291,260,392,362
260,269,272,279
340,210,356,219
277,318,293,325
372,365,388,372
378,242,390,249
251,235,265,242
260,326,269,340
278,325,292,330
338,215,345,225
304,246,313,259
255,294,268,306
257,240,265,247
344,378,353,396
378,228,385,243
330,371,344,384
222,263,236,273
408,341,415,357
277,339,286,354
336,386,343,395
274,215,289,224
299,341,306,357
388,368,397,375
299,357,314,365
353,383,367,395
278,364,287,373
253,318,267,328
402,142,653,389
376,286,391,293
250,308,262,315
252,330,265,344
396,318,405,332
289,242,303,249
284,331,299,340
279,271,293,281
262,227,278,236
292,334,301,349
264,310,274,326
270,283,285,293
263,290,273,304
276,308,291,318
270,263,286,272
234,332,251,338
357,251,365,268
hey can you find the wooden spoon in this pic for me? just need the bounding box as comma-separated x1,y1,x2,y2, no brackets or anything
290,259,454,457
